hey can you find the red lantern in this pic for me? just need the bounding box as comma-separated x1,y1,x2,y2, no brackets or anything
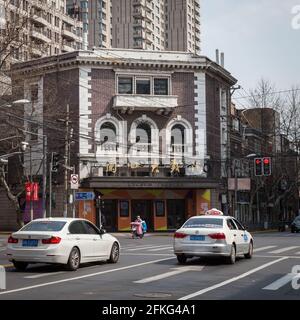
25,182,32,201
32,183,39,201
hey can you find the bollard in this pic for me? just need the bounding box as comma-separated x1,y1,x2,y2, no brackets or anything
0,265,6,290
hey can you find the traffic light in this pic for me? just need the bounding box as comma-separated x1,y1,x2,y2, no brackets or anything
254,158,263,176
51,152,60,172
263,157,272,176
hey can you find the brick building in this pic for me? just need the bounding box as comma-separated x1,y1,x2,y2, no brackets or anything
9,49,237,231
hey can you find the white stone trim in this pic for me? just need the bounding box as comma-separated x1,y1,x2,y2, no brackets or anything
79,67,92,158
194,72,207,160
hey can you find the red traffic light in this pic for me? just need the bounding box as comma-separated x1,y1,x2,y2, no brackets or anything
263,158,270,164
255,159,261,165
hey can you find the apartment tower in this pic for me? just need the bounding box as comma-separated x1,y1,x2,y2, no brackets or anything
0,0,83,69
67,0,112,49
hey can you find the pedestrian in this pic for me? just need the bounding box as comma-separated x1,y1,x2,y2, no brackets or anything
130,216,143,239
141,217,147,236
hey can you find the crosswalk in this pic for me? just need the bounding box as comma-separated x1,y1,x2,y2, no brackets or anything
122,244,300,256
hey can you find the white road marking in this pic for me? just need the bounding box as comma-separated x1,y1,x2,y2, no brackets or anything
263,273,297,291
134,266,204,284
148,246,173,252
126,245,168,251
0,248,6,251
24,272,66,279
178,257,288,300
0,256,175,295
125,253,173,256
269,246,299,254
254,246,277,252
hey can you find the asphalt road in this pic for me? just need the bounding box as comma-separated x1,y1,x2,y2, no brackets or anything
0,232,300,300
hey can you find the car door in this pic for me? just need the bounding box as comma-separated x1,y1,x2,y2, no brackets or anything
68,221,94,262
233,218,249,253
82,221,111,260
227,219,243,254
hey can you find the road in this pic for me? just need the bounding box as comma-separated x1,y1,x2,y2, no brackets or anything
0,232,300,300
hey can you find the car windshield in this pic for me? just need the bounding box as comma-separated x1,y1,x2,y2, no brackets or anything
20,221,66,232
294,216,300,223
183,218,223,229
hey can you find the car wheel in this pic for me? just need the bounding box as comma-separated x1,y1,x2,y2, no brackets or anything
177,255,187,264
226,245,236,264
66,247,80,271
291,229,295,233
13,261,28,271
108,242,120,263
244,241,253,259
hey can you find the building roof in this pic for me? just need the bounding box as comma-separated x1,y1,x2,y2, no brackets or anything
11,48,237,85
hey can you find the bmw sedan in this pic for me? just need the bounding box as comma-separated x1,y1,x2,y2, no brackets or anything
6,218,120,271
173,213,253,264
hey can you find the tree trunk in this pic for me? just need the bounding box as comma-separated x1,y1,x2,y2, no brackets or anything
0,166,24,229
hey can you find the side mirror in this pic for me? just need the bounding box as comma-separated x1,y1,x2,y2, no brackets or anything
243,225,248,231
99,228,106,235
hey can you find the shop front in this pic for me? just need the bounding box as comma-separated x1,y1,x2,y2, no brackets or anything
78,178,217,231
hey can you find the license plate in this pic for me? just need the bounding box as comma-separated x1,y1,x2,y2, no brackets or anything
190,235,205,241
22,239,38,247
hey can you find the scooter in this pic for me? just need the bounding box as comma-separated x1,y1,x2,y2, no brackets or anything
130,222,143,239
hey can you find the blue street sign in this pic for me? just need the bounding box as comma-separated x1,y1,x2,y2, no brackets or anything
75,192,95,201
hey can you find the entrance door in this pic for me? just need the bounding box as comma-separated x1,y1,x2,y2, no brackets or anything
132,200,153,231
167,200,186,230
99,200,118,232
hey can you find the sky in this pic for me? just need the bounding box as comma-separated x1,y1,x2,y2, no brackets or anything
201,0,300,105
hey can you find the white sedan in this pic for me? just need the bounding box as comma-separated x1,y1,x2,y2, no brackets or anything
173,213,253,264
6,218,120,271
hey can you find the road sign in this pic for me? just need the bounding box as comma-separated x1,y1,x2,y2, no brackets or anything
75,192,95,201
70,174,79,190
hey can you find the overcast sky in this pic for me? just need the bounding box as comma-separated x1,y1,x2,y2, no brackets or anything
202,0,300,104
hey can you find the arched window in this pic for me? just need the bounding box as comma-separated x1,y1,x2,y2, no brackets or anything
100,122,116,143
171,124,185,153
136,122,151,144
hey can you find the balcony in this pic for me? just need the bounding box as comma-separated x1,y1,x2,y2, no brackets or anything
31,45,43,57
31,12,48,27
62,26,78,41
31,27,51,43
133,29,146,39
113,94,178,114
62,42,75,52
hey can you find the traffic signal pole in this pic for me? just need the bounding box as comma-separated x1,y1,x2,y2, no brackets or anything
49,155,52,218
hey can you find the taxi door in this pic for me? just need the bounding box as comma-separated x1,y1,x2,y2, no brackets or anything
227,218,244,254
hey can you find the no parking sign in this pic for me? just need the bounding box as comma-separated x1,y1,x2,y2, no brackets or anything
70,174,79,190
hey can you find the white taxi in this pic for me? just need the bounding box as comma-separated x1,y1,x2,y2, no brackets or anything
173,209,253,264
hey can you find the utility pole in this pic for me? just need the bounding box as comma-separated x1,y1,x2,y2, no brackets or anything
42,135,47,218
58,104,72,218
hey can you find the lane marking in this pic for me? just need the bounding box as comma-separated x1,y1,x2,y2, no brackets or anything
254,246,277,252
125,253,173,256
0,257,175,295
24,272,66,279
134,266,204,284
178,257,288,300
126,245,169,251
0,248,6,251
148,246,173,252
269,246,299,254
263,273,299,291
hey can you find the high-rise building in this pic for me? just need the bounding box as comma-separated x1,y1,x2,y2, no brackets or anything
66,0,201,53
112,0,165,51
165,0,201,54
0,0,83,70
111,0,200,53
67,0,112,49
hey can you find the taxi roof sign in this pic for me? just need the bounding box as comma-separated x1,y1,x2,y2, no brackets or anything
205,208,224,216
